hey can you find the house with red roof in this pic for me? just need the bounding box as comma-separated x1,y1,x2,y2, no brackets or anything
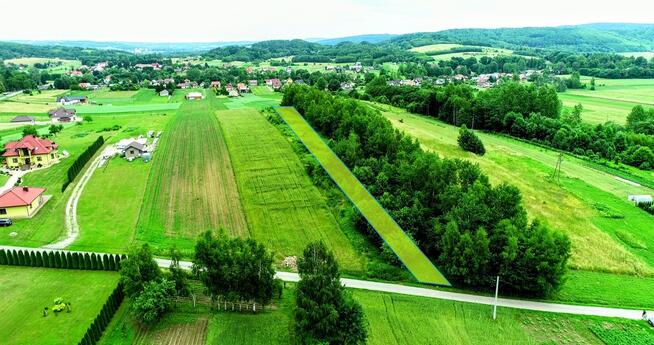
0,186,47,218
3,135,59,170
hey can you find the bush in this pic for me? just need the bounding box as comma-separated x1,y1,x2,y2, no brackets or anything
458,125,486,155
131,279,175,324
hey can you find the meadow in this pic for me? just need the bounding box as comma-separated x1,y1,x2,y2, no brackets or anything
377,104,654,306
216,108,365,272
559,77,654,124
99,283,654,345
136,95,248,254
220,92,282,110
409,43,516,61
3,57,82,74
276,107,449,285
71,113,171,253
0,266,119,345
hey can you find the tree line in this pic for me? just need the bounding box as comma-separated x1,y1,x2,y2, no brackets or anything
62,136,104,192
282,85,571,296
0,248,122,271
78,284,124,345
362,78,654,170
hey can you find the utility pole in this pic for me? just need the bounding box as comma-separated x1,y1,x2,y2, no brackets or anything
549,153,563,184
493,276,499,320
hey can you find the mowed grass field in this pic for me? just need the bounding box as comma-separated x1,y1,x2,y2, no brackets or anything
220,92,282,110
216,108,364,271
559,77,654,124
276,107,449,285
376,104,654,306
136,95,248,253
99,284,654,345
409,43,516,61
0,266,119,345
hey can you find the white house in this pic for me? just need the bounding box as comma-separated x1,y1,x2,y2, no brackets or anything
628,195,653,205
185,92,204,100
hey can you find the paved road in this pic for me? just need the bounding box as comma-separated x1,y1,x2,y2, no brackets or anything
0,245,647,320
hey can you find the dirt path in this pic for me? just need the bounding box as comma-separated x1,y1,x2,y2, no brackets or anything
42,146,115,249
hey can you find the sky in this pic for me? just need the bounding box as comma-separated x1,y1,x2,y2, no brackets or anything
0,0,652,42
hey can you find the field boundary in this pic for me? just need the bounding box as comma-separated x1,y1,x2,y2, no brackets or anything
275,107,450,286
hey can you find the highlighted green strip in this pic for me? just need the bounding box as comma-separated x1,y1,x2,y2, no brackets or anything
276,107,450,286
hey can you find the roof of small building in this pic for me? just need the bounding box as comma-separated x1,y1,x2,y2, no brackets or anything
3,135,58,157
10,116,34,123
48,107,77,118
126,141,145,152
0,187,46,208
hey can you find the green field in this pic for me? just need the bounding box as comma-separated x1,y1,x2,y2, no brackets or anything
3,57,82,74
73,103,181,114
100,283,654,345
0,266,119,345
559,77,654,124
409,43,516,61
216,108,365,272
221,93,282,110
136,95,248,253
275,107,449,285
375,103,654,306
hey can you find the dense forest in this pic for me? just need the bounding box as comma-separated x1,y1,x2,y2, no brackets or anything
282,85,571,296
204,40,417,64
385,24,654,52
361,78,654,170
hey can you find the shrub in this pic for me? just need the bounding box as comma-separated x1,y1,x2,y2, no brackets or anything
458,124,486,155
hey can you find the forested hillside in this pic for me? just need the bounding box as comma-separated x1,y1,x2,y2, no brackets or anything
386,24,654,52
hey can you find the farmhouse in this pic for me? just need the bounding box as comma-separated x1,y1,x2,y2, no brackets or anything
159,89,169,97
210,81,221,88
186,92,204,100
228,89,240,97
0,186,47,218
124,142,146,160
237,82,249,93
56,96,88,106
225,83,234,91
67,70,83,77
10,116,35,124
48,107,77,123
3,135,59,169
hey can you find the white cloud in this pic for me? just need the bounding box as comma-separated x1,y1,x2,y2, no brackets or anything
0,0,652,42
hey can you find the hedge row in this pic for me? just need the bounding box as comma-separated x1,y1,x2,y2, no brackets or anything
62,136,104,192
79,283,125,345
0,248,123,271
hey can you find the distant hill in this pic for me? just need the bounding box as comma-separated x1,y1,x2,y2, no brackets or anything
387,23,654,52
0,41,133,62
9,40,255,54
314,34,397,45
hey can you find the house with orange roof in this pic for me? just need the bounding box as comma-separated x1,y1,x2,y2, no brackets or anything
3,135,59,170
0,186,47,218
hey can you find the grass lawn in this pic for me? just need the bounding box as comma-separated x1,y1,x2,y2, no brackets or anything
100,283,654,345
217,108,365,272
0,266,119,345
275,107,449,285
136,94,248,254
559,77,654,125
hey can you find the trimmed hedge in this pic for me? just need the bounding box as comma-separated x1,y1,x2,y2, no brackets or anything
78,283,125,345
62,136,104,192
0,248,123,271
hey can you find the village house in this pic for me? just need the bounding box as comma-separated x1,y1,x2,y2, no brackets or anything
134,63,162,71
349,62,363,73
159,90,169,97
67,70,83,77
10,116,35,124
48,107,77,123
0,186,47,219
56,96,88,106
210,81,221,88
237,82,249,93
248,80,258,86
228,89,240,97
340,82,355,91
78,82,97,90
124,142,146,161
245,67,254,74
3,135,59,170
225,83,234,91
186,92,204,100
